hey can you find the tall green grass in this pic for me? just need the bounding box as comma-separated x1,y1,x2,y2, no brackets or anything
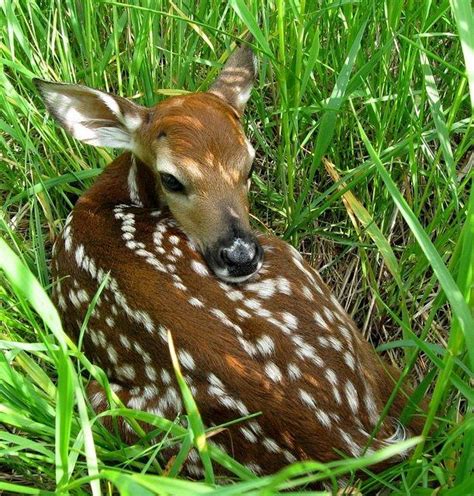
1,0,473,493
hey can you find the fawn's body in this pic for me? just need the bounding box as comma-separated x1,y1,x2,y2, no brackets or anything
37,43,423,477
52,153,419,476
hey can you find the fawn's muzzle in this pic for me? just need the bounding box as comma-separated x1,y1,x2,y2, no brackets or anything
205,232,263,283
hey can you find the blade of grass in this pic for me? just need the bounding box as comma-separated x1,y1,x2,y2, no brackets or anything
449,0,474,110
352,108,474,368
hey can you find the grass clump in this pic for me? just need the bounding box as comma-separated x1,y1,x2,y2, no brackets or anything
1,0,473,494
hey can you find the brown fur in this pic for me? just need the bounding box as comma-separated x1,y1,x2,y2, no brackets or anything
52,154,424,477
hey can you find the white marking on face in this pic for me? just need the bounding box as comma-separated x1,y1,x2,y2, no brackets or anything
154,147,183,180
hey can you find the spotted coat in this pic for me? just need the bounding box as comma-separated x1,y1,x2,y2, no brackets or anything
52,154,423,476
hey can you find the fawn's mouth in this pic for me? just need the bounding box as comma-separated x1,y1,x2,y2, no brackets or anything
204,235,264,284
211,258,264,283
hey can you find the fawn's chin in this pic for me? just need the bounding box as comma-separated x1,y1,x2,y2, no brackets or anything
211,259,264,284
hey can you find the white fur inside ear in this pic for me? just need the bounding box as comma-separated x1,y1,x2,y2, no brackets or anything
246,139,256,159
42,86,141,149
98,93,122,116
123,113,142,132
236,85,252,107
86,127,133,148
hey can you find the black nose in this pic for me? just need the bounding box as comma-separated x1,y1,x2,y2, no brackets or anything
219,239,261,267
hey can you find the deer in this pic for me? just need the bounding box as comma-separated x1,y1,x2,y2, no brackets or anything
34,43,424,479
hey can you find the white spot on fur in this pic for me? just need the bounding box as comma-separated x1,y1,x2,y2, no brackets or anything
264,361,282,382
344,351,355,371
118,365,136,380
287,363,302,380
256,335,275,356
169,235,180,245
145,365,158,381
119,334,131,349
263,437,281,453
178,350,195,370
189,297,204,308
240,426,258,443
161,369,172,385
345,380,359,414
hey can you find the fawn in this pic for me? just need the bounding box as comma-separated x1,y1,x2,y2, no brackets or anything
35,44,423,477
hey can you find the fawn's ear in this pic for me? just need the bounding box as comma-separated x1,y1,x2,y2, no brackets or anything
209,44,256,115
33,79,146,149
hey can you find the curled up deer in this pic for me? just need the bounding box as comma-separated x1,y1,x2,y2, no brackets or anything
35,43,424,479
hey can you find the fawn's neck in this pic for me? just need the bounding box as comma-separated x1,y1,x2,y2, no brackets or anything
76,152,159,211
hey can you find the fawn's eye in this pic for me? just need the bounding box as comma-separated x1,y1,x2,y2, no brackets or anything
160,173,185,193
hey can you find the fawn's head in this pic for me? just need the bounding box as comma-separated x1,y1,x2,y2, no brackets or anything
34,45,263,283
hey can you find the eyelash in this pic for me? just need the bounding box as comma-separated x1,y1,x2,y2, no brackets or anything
160,173,185,193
